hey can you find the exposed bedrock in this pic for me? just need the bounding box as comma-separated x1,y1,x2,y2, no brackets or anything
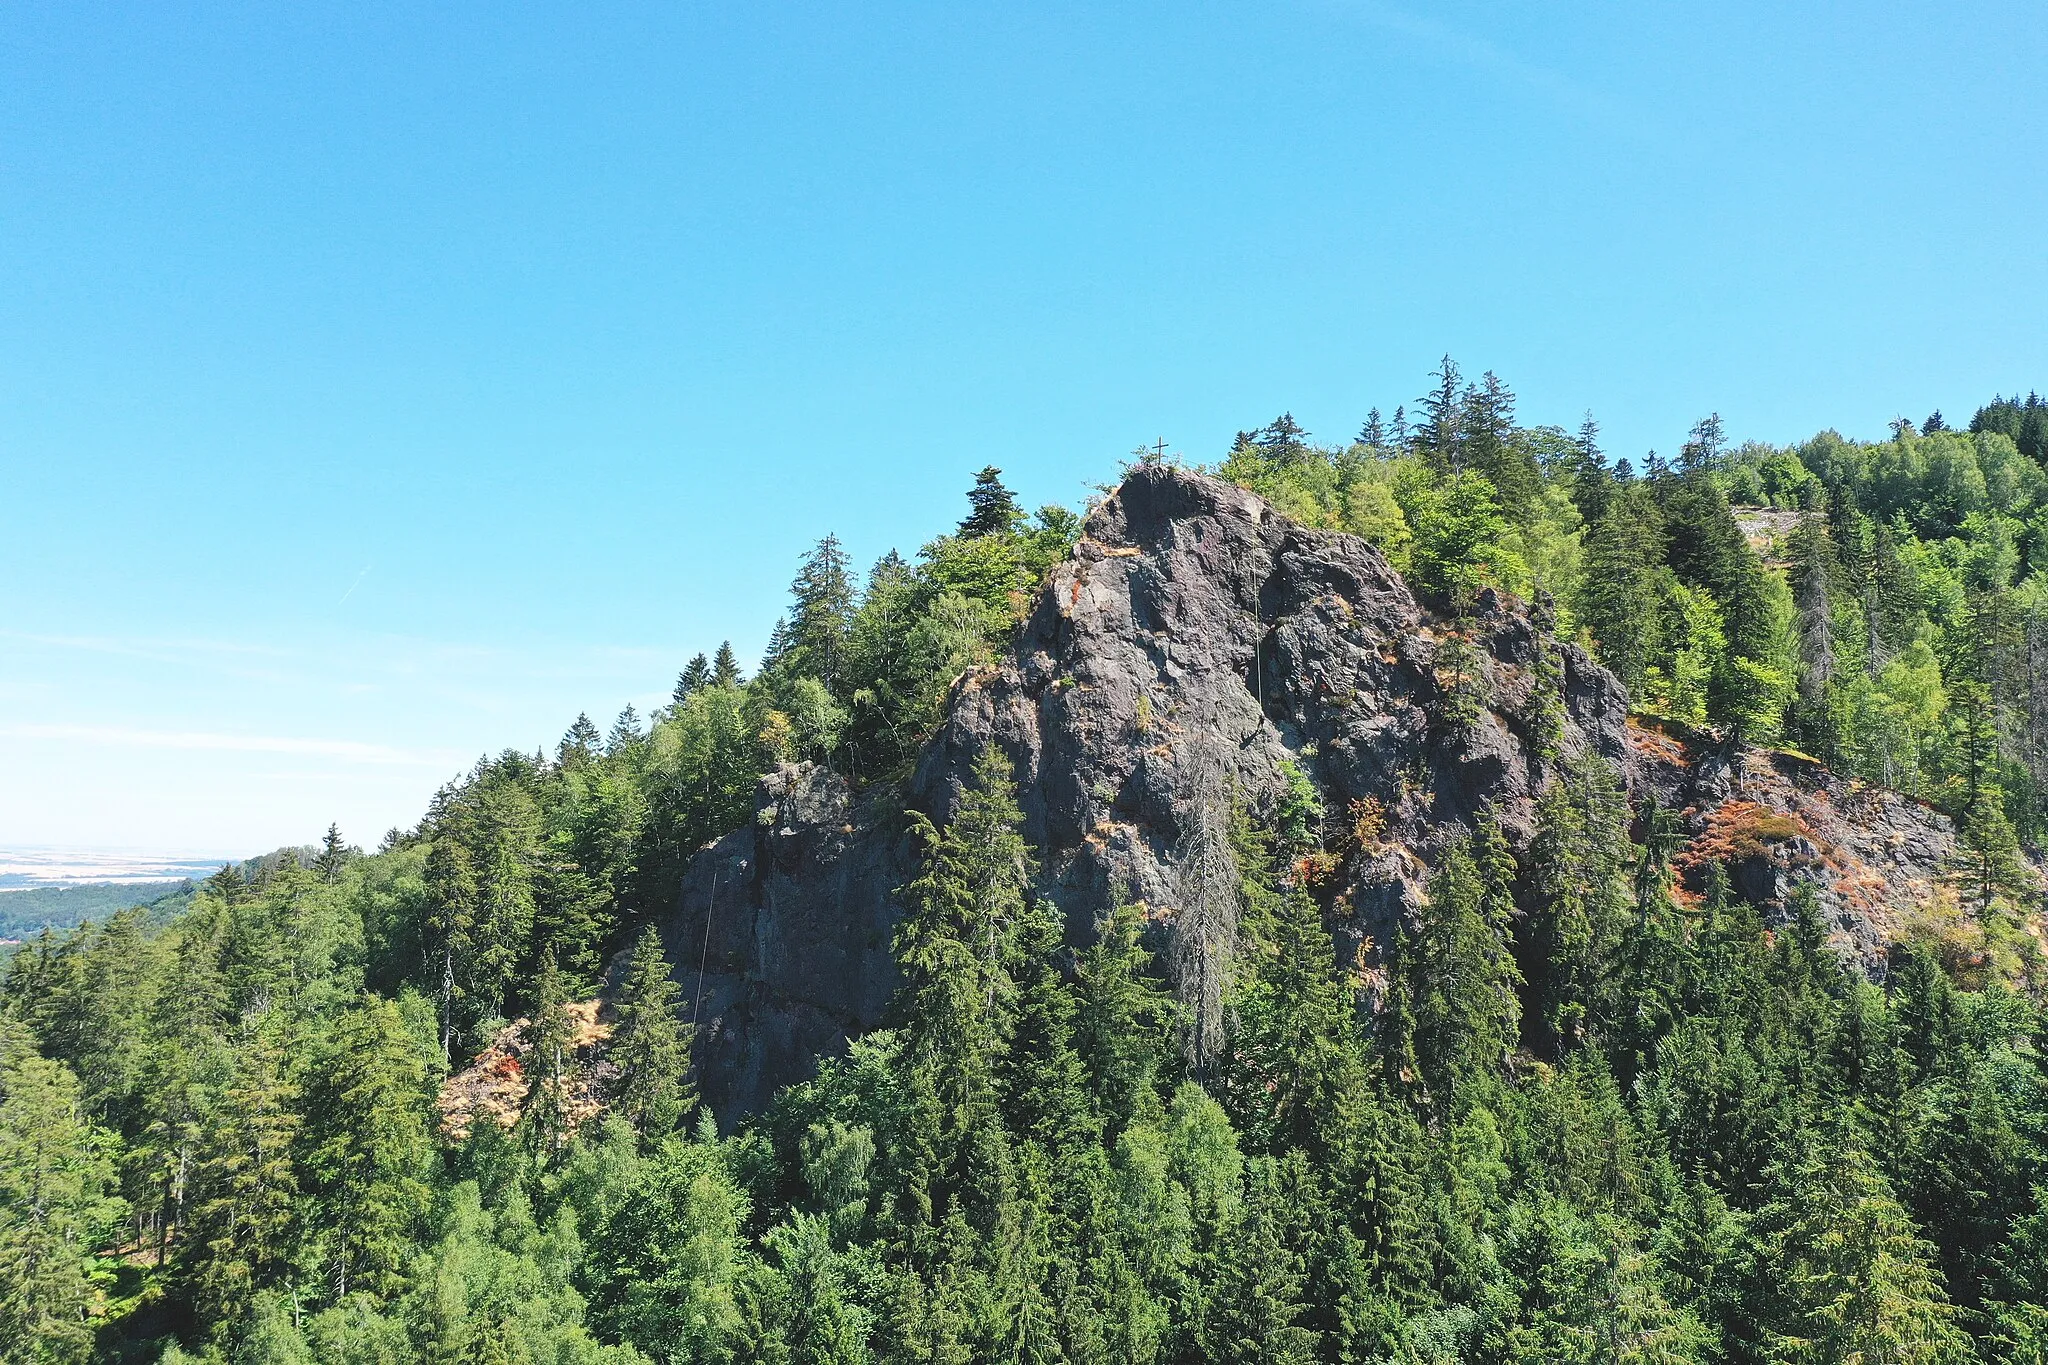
653,465,1978,1119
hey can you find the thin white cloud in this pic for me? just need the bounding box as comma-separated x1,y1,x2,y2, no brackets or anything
338,565,371,606
0,723,456,768
1333,0,1634,129
0,630,296,659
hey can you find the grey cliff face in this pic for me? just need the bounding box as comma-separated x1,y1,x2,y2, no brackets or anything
654,464,1968,1120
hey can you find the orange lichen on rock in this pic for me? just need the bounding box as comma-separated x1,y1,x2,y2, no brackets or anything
1678,800,1808,869
1626,718,1690,766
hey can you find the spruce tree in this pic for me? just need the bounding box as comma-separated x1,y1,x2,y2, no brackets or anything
770,535,857,693
711,641,744,689
1461,370,1539,516
959,466,1024,538
425,771,540,1052
304,996,434,1299
1745,1135,1968,1363
1524,754,1633,1053
1790,506,1841,758
1414,355,1464,470
675,652,711,707
1072,898,1175,1138
521,949,577,1161
1614,803,1689,1083
1899,1060,2030,1313
1256,414,1311,466
894,743,1035,1130
1407,824,1523,1111
1199,1158,1320,1364
0,1048,124,1363
1332,1086,1431,1309
1575,487,1666,696
1357,408,1386,449
1228,882,1370,1158
558,712,602,768
999,898,1096,1154
1678,413,1725,471
205,860,250,905
314,822,353,883
189,1019,301,1330
1566,411,1614,521
610,926,695,1139
607,704,643,757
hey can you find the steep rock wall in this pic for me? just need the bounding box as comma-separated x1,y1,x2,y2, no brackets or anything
654,465,1975,1119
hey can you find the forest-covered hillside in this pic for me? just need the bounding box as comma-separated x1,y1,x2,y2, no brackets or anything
0,883,192,944
6,365,2048,1364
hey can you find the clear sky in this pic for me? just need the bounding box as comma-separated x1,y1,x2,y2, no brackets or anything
3,2,2045,858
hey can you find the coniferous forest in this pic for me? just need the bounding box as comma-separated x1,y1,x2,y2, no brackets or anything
12,365,2048,1364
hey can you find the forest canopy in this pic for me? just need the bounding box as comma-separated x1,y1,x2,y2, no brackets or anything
7,366,2048,1365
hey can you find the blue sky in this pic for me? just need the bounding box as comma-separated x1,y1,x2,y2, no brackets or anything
3,2,2045,856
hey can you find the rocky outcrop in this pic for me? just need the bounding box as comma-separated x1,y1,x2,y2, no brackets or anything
655,464,1986,1120
1631,718,1964,975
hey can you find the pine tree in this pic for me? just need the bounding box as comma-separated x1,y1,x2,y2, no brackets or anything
1407,823,1523,1111
304,996,434,1300
1575,487,1667,696
1072,899,1175,1138
314,823,353,883
1357,408,1386,449
1745,1136,1968,1364
521,949,578,1162
1790,506,1841,758
0,1047,125,1364
188,1020,301,1329
1414,355,1464,471
711,641,744,689
1679,413,1725,471
894,743,1035,1130
610,927,695,1139
607,704,643,757
675,652,711,707
959,466,1025,538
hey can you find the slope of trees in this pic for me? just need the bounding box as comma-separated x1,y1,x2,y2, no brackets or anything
4,393,2048,1363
